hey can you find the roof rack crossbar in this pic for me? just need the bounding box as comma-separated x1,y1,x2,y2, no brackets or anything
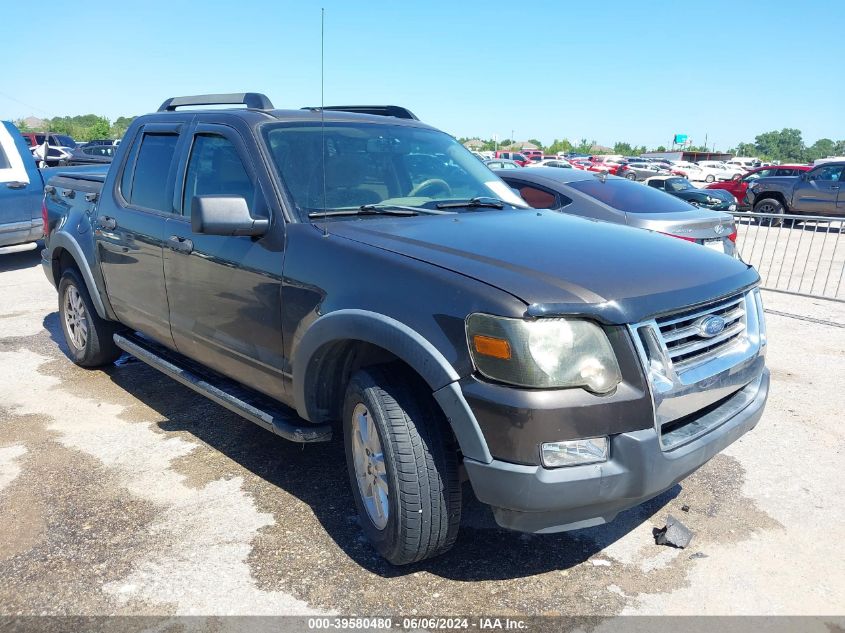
300,105,419,120
157,93,274,112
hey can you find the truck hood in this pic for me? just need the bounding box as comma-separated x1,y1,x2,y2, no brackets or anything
329,210,759,324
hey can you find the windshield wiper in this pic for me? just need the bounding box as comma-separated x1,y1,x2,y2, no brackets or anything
308,204,453,218
435,196,505,210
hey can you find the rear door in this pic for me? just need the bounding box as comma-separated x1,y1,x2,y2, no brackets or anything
0,122,42,247
792,164,843,215
163,123,287,400
95,122,186,345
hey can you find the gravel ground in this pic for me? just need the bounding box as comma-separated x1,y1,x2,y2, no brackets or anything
0,243,843,622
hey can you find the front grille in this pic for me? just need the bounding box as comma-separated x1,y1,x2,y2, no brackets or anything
655,293,747,372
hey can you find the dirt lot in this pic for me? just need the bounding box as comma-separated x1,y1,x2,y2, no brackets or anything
1,243,843,620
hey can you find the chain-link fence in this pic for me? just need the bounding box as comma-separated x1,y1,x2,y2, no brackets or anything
732,212,844,302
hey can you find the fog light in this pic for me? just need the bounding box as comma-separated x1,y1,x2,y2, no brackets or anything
541,437,608,468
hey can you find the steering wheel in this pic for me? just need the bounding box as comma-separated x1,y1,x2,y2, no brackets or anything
409,178,452,198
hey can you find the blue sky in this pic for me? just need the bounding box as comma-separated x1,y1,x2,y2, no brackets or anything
3,0,843,149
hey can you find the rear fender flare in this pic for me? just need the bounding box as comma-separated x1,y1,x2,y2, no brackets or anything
49,233,114,320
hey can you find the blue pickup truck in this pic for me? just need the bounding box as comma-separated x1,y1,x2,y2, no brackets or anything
0,121,46,249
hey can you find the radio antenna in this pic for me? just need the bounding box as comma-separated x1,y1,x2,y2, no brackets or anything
320,7,328,237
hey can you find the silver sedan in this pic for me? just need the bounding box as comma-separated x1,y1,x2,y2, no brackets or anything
495,167,738,256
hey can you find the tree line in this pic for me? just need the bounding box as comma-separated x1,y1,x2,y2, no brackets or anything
14,114,137,142
461,128,845,163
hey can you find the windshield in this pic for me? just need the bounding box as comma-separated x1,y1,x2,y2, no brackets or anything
263,122,525,218
566,176,694,214
54,135,76,148
666,178,694,192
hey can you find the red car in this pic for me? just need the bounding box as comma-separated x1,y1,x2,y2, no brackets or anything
493,150,530,167
705,164,811,204
570,160,592,170
587,157,626,175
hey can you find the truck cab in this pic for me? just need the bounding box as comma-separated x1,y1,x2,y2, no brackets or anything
0,121,45,249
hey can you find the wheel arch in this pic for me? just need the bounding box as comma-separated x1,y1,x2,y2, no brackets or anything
48,234,112,320
292,309,492,463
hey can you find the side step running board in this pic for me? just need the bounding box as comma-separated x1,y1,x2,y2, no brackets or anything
113,332,332,443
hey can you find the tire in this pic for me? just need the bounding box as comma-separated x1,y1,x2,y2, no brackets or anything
343,364,461,565
753,198,786,227
705,174,715,183
625,172,637,181
58,268,122,367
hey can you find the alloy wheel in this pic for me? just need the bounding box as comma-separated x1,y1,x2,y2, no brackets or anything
351,403,389,529
63,285,89,351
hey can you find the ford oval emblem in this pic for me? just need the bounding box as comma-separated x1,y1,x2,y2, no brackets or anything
698,315,726,338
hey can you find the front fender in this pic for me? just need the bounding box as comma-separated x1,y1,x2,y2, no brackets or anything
292,309,493,463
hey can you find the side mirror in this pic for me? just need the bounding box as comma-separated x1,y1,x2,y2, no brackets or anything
191,195,269,237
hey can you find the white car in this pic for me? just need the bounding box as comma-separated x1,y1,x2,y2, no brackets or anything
695,161,736,183
525,158,573,169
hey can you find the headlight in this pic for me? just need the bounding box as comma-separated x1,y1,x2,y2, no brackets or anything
466,314,622,393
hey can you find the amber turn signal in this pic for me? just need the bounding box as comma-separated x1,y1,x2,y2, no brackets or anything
472,334,512,360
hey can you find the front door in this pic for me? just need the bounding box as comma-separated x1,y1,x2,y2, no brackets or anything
163,124,287,400
792,164,843,215
95,123,185,346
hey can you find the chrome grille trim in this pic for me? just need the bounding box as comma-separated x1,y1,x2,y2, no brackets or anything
627,289,766,452
656,292,748,369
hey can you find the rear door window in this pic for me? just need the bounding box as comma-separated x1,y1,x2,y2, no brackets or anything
0,143,10,170
128,133,180,212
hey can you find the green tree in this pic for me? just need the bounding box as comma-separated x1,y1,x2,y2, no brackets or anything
13,119,31,132
547,138,573,155
807,138,835,162
85,116,111,141
754,128,806,162
735,142,758,157
613,142,634,155
575,138,594,154
527,138,544,152
654,145,667,152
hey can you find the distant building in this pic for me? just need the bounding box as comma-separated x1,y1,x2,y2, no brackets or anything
463,139,484,150
589,144,613,154
22,116,46,130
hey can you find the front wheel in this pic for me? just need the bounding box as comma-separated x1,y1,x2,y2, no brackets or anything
705,174,715,183
753,198,786,227
625,172,637,180
343,365,461,565
58,268,122,367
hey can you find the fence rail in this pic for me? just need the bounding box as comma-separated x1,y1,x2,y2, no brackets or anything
731,212,844,302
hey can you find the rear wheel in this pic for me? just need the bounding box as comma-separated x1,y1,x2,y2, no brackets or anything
58,268,122,367
343,364,461,565
625,172,637,181
705,174,715,183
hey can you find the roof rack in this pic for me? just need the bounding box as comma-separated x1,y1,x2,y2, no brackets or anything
300,105,419,120
157,93,274,112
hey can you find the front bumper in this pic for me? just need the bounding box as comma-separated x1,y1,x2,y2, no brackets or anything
464,368,769,533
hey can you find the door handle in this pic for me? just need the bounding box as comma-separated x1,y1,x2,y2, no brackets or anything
168,235,194,254
6,181,27,189
831,185,840,190
97,215,117,230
